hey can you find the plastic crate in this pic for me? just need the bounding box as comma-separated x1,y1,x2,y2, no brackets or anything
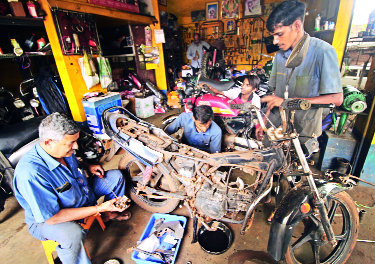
131,213,187,264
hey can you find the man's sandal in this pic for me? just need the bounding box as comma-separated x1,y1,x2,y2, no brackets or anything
111,211,132,221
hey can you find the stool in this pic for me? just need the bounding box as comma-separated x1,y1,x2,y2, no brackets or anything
80,213,106,231
41,214,106,264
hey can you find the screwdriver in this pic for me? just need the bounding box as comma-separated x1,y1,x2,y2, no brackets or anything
98,174,118,198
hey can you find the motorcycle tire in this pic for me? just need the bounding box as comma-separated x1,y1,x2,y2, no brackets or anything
284,191,359,264
201,52,214,79
0,151,15,194
160,114,185,142
119,154,181,214
160,115,178,132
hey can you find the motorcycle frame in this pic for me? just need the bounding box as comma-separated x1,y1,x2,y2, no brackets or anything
103,102,343,258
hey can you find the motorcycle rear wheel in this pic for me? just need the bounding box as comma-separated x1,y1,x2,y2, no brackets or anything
119,154,181,213
201,52,214,79
284,191,358,264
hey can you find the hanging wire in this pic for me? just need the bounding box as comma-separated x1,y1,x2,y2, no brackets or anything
354,201,375,209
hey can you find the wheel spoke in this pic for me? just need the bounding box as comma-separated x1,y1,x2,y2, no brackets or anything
328,200,338,224
311,243,321,264
291,228,313,252
134,160,146,173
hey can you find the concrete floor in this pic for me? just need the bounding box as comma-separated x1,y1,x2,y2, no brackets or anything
1,109,375,264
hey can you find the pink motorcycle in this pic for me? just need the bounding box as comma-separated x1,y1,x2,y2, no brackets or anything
161,76,263,150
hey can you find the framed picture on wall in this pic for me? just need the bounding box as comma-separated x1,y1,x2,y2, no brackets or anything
158,0,167,6
206,2,219,21
243,0,263,17
222,0,239,19
226,19,236,34
191,10,206,22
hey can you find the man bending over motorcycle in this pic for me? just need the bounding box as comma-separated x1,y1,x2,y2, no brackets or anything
255,0,343,222
255,0,343,143
202,75,262,109
166,105,222,153
13,113,130,264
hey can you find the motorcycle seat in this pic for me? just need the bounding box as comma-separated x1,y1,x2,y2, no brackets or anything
0,116,44,155
198,78,235,91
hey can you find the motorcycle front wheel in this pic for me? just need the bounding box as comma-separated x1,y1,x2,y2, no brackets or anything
201,52,214,79
285,191,359,264
119,154,181,213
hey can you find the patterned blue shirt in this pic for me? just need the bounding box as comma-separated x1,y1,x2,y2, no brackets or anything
166,112,222,153
14,143,96,227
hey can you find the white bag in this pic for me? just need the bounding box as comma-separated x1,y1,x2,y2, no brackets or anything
97,56,113,89
78,57,100,90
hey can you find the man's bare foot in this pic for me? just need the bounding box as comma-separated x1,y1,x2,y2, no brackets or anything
267,211,275,223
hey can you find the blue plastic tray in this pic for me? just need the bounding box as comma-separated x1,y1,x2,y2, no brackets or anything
131,213,187,264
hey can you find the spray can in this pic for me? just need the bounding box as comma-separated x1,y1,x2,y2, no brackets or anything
315,14,321,31
145,26,152,47
27,0,38,18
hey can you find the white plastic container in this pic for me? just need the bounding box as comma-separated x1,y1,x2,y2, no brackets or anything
315,14,321,31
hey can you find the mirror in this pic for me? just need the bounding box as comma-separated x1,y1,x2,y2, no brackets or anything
285,32,310,68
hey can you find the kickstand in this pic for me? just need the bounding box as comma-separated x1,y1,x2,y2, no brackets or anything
191,216,198,244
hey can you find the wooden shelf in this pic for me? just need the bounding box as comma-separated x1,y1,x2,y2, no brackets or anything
310,29,335,36
0,16,44,27
0,51,53,59
349,36,375,43
50,0,156,25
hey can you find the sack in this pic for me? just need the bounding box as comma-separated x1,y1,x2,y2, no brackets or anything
78,56,99,90
97,56,113,89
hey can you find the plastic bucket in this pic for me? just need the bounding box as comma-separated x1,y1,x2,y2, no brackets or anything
334,157,350,174
198,221,233,255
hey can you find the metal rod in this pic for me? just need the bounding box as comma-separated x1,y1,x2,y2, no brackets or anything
99,176,118,198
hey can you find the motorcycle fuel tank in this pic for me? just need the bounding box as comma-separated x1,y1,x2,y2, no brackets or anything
184,94,241,117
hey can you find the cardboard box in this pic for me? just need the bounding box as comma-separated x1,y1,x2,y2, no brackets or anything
167,91,181,108
135,96,154,118
181,68,193,77
82,92,122,134
9,2,26,17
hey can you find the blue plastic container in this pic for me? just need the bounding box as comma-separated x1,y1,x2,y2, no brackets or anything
131,213,187,264
82,92,122,134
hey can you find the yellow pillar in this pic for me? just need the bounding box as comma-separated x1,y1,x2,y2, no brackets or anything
332,0,355,67
39,0,104,122
38,0,159,122
150,0,167,92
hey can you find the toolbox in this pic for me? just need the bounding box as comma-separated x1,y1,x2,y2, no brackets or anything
132,213,187,264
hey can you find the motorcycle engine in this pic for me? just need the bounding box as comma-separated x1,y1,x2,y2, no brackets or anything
195,179,256,219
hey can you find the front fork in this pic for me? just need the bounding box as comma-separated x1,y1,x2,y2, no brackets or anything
292,138,337,246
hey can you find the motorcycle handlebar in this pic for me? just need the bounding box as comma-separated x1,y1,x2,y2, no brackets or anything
200,84,215,96
280,100,336,111
310,103,336,109
280,99,311,110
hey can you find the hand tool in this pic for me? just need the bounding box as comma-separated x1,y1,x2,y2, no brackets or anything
98,174,118,198
132,248,166,262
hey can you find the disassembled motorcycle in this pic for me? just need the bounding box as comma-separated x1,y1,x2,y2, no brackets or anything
103,33,360,263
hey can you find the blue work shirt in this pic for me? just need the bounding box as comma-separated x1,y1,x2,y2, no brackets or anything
268,36,343,139
166,112,222,153
14,143,97,227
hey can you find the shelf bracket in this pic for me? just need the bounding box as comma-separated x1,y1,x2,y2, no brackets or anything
152,17,158,26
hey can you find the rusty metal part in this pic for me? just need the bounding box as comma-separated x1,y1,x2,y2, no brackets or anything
113,195,131,209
